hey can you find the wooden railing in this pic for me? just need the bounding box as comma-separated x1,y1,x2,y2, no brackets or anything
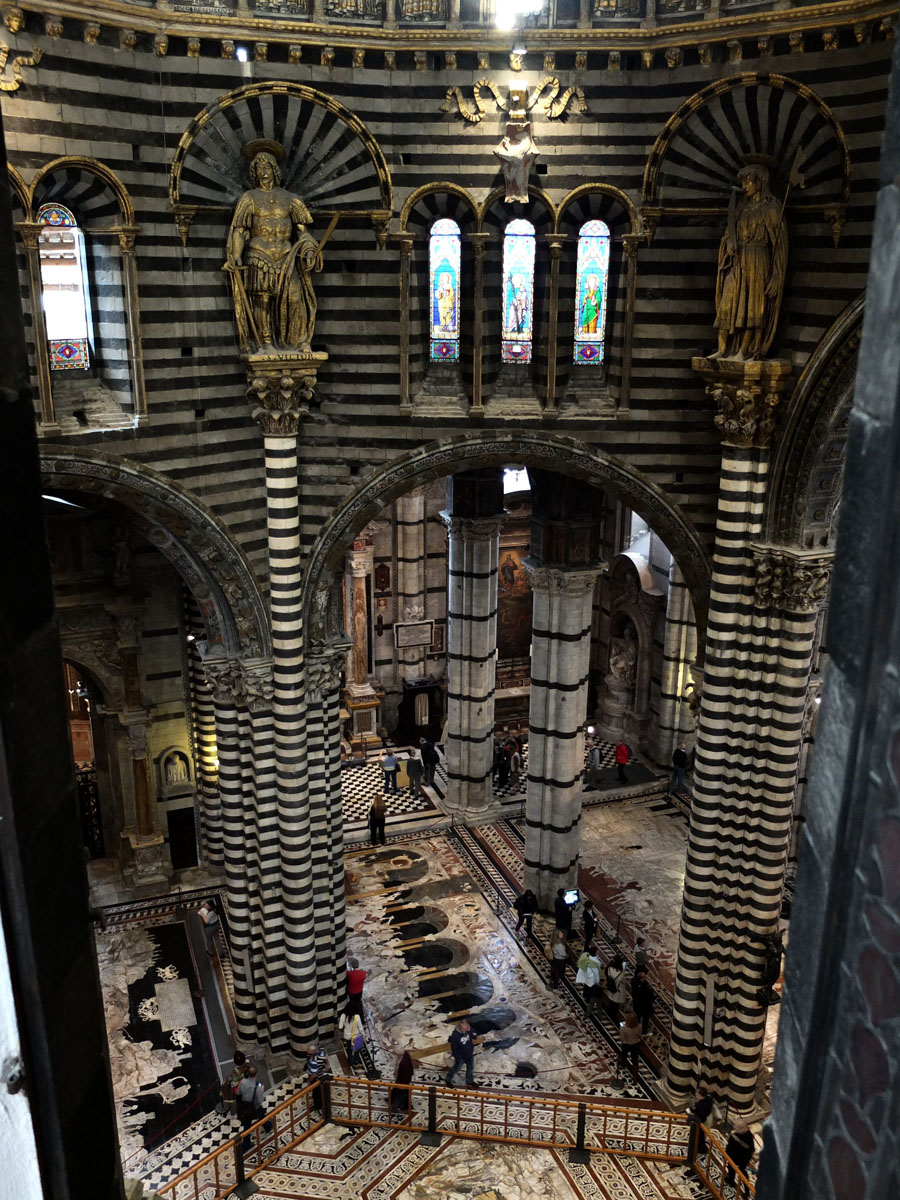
156,1076,755,1198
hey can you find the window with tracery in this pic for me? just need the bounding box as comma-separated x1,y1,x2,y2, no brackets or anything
429,217,461,363
573,219,610,366
501,218,535,365
37,202,92,370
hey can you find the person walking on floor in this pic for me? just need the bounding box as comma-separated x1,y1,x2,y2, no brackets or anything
555,887,573,938
339,1009,366,1067
406,750,424,798
549,928,568,990
634,936,648,970
583,899,597,951
494,740,510,788
508,744,522,790
684,1089,714,1175
419,737,440,786
616,1011,642,1084
198,901,221,956
346,957,367,1016
605,955,627,1023
631,964,655,1035
379,748,398,793
305,1042,330,1117
615,741,630,784
670,741,689,794
725,1118,756,1186
513,888,538,937
445,1019,478,1088
237,1066,272,1151
368,795,386,845
585,741,601,788
390,1048,415,1119
575,947,603,1014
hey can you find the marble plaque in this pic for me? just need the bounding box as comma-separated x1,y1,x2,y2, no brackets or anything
155,978,196,1031
394,620,434,649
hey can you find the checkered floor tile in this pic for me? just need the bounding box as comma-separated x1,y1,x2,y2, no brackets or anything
341,750,440,830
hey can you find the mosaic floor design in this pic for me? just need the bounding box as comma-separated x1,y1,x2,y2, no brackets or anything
344,835,659,1102
246,1122,710,1200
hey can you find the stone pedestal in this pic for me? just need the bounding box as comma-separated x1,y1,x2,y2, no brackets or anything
596,678,633,743
125,831,169,897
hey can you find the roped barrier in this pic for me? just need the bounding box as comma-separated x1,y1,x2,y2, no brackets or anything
158,1076,755,1198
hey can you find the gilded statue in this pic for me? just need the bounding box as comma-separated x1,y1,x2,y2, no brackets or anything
713,163,788,361
225,148,323,352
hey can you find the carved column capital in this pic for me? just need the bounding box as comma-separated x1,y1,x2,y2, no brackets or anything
692,356,793,449
467,232,491,259
305,639,351,701
441,513,505,542
243,350,329,438
751,545,834,613
523,561,603,596
202,658,275,711
17,221,42,250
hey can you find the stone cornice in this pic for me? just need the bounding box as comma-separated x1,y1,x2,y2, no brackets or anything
9,0,896,56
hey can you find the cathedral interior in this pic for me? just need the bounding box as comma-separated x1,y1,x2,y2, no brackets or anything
0,0,898,1197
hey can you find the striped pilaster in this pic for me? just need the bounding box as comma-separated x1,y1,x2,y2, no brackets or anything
443,513,504,821
653,559,698,764
523,563,601,910
396,486,427,681
185,594,222,866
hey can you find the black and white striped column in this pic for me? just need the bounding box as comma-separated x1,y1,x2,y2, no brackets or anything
667,358,833,1105
185,594,222,866
523,564,602,909
443,512,504,821
397,486,427,682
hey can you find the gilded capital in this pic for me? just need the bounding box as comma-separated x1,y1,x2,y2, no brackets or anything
692,356,792,449
245,352,327,437
751,545,833,614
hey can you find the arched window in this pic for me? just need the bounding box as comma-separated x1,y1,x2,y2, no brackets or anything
429,217,461,363
502,218,535,364
573,219,610,366
36,202,92,371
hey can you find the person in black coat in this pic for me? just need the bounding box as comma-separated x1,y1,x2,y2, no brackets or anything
725,1119,755,1185
630,965,655,1034
582,899,597,950
513,888,538,936
419,737,440,786
684,1089,714,1174
554,887,572,937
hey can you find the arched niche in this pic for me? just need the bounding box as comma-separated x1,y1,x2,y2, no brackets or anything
40,448,270,659
303,431,711,661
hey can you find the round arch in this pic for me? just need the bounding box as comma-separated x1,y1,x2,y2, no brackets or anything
400,182,478,231
556,183,639,234
40,448,271,658
30,156,136,227
303,432,711,655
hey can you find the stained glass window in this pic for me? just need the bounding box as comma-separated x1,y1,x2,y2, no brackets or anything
501,218,535,365
573,219,610,366
37,202,91,371
429,217,461,363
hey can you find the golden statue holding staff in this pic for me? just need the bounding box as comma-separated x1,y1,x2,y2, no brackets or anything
225,142,324,352
712,160,790,361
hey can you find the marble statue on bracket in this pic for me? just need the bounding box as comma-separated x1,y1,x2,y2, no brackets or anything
494,121,539,204
712,160,789,362
225,145,323,352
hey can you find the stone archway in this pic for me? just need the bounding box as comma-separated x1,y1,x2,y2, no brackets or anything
40,446,271,658
303,431,711,657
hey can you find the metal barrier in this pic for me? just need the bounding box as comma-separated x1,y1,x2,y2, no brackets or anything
158,1076,755,1198
157,1082,323,1200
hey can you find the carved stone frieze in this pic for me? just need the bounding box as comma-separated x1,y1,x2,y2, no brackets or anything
202,658,275,711
305,640,351,701
752,545,834,613
692,356,793,449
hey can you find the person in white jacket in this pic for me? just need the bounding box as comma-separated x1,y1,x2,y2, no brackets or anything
575,949,604,1014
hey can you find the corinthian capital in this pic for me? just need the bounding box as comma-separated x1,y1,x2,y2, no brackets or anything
523,562,602,596
752,546,834,613
441,513,505,541
203,658,275,710
692,357,793,450
305,640,351,701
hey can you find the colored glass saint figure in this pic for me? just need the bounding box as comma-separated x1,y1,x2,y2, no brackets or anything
507,274,529,334
580,274,601,333
436,271,456,332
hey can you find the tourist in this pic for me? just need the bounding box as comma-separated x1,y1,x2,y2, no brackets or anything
725,1118,756,1186
406,750,424,798
684,1089,714,1173
670,742,689,794
575,946,603,1014
509,743,522,790
615,741,630,784
339,1009,365,1067
305,1042,330,1117
198,900,220,956
445,1019,478,1088
237,1065,271,1151
513,888,538,937
419,737,440,786
346,956,367,1016
379,748,399,793
631,964,655,1035
368,795,386,845
390,1048,415,1118
583,899,597,950
555,887,573,937
634,936,648,969
494,740,510,788
549,928,568,990
616,1011,642,1084
605,955,628,1023
224,1049,248,1112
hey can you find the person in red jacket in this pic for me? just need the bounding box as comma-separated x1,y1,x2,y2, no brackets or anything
346,956,366,1016
615,741,630,784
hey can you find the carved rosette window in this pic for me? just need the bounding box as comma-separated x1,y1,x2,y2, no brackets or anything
429,217,461,363
36,202,92,371
573,218,610,366
501,218,536,365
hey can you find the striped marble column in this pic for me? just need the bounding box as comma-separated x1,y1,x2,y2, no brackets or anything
653,559,697,765
667,357,833,1105
250,356,326,1053
523,564,602,909
443,512,504,822
396,486,427,682
185,595,222,866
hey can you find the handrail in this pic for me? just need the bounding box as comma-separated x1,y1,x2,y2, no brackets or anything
157,1076,755,1198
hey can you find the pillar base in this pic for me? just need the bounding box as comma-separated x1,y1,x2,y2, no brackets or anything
655,1072,692,1112
124,831,170,897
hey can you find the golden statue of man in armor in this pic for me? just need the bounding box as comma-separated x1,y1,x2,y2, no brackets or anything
225,145,323,352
